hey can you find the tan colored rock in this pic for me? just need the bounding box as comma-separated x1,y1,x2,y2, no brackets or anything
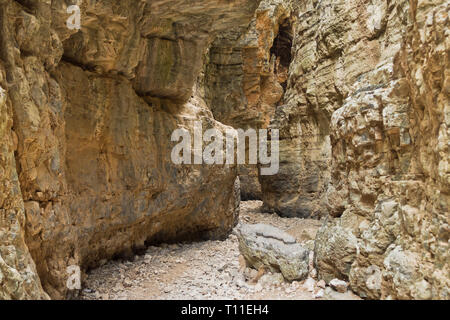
0,0,448,301
204,0,294,199
314,218,358,283
285,219,322,243
259,0,448,299
0,74,48,299
0,0,260,299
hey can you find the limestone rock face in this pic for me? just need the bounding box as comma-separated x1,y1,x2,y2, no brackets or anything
0,79,49,300
258,0,448,299
204,0,294,199
0,0,448,301
0,0,260,299
314,218,358,284
236,223,310,281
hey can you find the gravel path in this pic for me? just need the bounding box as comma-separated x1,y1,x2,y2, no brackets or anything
80,201,361,300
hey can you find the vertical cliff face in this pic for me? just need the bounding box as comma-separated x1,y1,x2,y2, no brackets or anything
0,67,49,300
0,0,448,301
259,0,448,299
0,0,260,299
204,0,294,200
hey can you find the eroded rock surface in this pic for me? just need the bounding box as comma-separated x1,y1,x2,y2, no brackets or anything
204,0,294,199
0,77,48,300
236,223,309,281
0,0,448,301
0,0,260,299
260,0,449,299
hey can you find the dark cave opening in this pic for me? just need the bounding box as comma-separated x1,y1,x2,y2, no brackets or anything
270,18,293,91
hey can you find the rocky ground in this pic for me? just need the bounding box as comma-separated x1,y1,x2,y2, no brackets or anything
80,201,360,300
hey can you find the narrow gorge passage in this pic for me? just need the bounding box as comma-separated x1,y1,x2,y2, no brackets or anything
80,201,360,300
0,0,447,302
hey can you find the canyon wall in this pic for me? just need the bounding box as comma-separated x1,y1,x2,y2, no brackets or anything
259,0,448,299
0,0,259,299
204,0,293,199
0,0,448,300
203,0,449,300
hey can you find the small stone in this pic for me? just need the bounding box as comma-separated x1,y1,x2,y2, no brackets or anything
329,278,348,293
236,278,246,288
317,280,326,289
308,251,314,270
303,277,316,292
218,263,229,272
314,289,324,299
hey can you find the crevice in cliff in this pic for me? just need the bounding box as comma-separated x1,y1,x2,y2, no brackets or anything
60,55,97,73
58,55,165,110
270,17,293,93
7,0,33,17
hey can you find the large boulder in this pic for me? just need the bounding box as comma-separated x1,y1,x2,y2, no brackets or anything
236,223,309,281
314,218,358,283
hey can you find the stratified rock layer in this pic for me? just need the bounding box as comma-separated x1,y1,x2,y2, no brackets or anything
260,0,449,299
0,0,260,299
204,0,294,199
0,0,448,301
0,77,49,300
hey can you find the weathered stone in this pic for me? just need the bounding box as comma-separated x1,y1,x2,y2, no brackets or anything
0,77,48,299
317,280,326,289
260,0,449,299
236,223,309,281
314,218,358,284
329,279,348,293
302,277,316,292
0,0,448,301
313,288,324,299
204,0,294,199
0,0,260,299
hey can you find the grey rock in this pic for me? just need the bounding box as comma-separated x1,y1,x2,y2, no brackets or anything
314,289,324,299
314,220,358,283
303,277,316,292
329,278,348,293
236,223,310,281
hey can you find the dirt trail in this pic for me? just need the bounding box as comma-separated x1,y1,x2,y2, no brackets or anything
80,201,361,300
